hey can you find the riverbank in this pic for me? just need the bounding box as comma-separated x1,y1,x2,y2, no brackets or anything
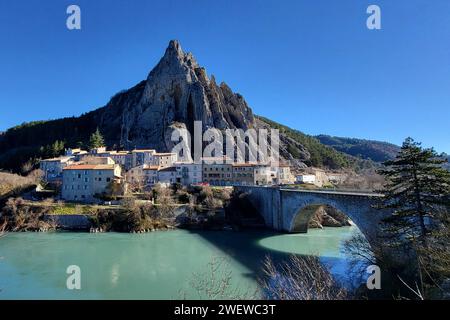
0,185,355,233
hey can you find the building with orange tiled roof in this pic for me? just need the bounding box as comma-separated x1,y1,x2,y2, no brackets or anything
232,163,255,186
202,160,233,186
62,163,122,202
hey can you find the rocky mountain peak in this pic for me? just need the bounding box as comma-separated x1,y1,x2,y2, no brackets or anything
166,39,183,56
99,40,255,152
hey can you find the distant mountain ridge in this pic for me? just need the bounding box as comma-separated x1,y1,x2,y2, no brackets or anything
315,135,401,163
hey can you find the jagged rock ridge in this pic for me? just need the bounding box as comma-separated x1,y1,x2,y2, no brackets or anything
99,40,255,153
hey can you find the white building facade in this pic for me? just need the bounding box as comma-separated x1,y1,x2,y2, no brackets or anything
62,164,122,202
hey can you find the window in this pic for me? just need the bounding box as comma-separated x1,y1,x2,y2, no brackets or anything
84,185,88,190
106,178,111,182
98,178,102,181
85,178,88,182
78,174,81,179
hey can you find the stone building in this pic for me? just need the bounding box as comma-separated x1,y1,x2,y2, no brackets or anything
202,158,233,186
232,163,255,186
157,166,178,184
152,152,178,168
175,162,202,185
277,165,294,185
62,164,122,202
40,156,74,182
254,165,278,186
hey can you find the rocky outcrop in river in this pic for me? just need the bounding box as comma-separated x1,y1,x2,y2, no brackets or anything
308,205,352,228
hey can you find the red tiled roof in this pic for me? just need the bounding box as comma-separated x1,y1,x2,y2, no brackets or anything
155,153,176,156
143,166,160,171
63,164,115,170
232,163,256,167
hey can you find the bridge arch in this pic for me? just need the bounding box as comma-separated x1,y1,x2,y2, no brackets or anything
234,186,389,245
290,204,333,233
281,189,386,242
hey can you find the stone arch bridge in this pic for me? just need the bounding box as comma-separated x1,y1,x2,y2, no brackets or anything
235,186,390,241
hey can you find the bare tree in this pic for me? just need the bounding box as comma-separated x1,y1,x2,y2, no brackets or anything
153,184,175,219
260,255,347,300
128,177,146,194
340,169,385,191
0,221,6,238
181,256,260,300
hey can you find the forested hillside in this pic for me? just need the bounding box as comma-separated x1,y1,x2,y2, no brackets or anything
315,135,400,163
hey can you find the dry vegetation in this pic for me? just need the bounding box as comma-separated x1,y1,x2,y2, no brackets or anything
181,256,260,300
338,168,385,191
89,184,232,232
89,197,171,233
0,170,42,198
0,197,57,232
342,208,450,299
260,255,347,300
0,221,6,238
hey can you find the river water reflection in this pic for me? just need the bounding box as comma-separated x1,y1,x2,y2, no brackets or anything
0,227,361,299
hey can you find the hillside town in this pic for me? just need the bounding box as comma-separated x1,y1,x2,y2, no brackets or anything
38,146,344,203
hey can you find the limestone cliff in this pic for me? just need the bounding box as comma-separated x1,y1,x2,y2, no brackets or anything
99,40,255,153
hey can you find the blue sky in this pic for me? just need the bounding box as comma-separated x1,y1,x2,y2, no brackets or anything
0,0,449,153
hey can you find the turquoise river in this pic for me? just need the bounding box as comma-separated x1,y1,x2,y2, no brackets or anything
0,227,362,299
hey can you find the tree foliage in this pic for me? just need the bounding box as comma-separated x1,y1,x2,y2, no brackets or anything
257,116,350,169
378,137,450,241
316,134,400,163
89,128,105,149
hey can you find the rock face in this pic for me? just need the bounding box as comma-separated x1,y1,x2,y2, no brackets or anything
99,40,255,153
308,205,352,228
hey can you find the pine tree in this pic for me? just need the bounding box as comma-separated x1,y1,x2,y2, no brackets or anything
89,128,105,150
44,140,65,158
378,137,450,242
